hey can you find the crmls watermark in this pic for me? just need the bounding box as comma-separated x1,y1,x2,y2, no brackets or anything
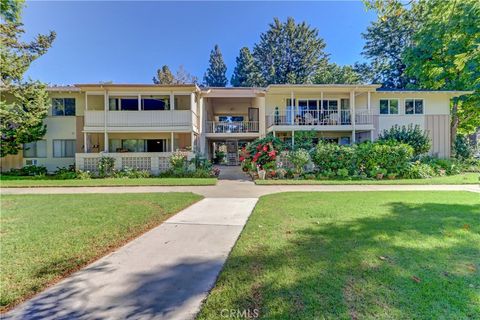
220,308,260,318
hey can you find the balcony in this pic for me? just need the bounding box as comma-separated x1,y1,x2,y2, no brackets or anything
205,121,260,135
84,110,198,132
266,109,373,129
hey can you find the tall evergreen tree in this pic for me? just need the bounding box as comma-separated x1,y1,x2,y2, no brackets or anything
153,65,175,84
231,47,264,87
313,62,362,84
252,17,328,85
203,44,227,87
0,14,56,157
360,2,418,88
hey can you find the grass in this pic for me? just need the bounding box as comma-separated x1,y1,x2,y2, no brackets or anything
255,172,479,185
0,176,217,187
198,191,480,319
0,192,202,311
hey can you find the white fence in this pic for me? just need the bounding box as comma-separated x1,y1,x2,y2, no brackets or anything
205,121,259,133
76,152,194,175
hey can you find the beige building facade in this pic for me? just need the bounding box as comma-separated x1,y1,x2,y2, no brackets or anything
0,83,471,172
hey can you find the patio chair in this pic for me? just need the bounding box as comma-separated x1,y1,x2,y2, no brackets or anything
304,112,317,125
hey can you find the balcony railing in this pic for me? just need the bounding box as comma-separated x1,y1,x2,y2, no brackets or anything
84,110,198,129
205,121,259,134
266,109,372,127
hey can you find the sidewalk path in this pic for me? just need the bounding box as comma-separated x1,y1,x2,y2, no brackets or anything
4,198,258,320
2,179,479,197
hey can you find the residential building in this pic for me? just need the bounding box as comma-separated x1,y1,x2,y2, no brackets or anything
0,83,471,173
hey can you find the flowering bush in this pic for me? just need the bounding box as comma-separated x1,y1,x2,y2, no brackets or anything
287,149,310,174
98,156,116,177
169,151,188,169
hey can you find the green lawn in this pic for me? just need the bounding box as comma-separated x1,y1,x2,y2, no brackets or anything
198,191,480,319
0,176,217,187
255,172,479,185
0,193,202,311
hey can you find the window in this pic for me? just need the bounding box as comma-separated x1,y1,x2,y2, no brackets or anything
379,99,399,115
405,99,423,114
174,95,190,110
52,98,75,116
109,139,168,152
23,140,47,158
53,140,76,157
142,95,170,110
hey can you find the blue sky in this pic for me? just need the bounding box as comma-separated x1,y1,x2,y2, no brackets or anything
22,1,376,85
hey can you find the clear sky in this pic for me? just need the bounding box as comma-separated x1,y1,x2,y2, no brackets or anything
22,1,376,85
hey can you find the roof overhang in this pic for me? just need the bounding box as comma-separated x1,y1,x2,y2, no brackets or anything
266,84,382,93
201,87,265,98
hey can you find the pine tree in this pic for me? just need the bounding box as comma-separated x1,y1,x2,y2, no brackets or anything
203,44,227,87
231,47,264,87
252,17,328,85
153,65,175,84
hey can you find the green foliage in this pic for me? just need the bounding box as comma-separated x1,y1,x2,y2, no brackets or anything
252,17,328,84
288,130,316,151
361,0,417,88
114,167,151,179
5,164,47,176
246,134,285,156
203,44,227,87
97,156,115,177
287,149,310,174
454,135,475,160
231,47,264,87
403,161,436,179
0,0,25,23
152,65,174,84
311,141,414,178
378,124,431,156
0,19,56,157
313,62,362,85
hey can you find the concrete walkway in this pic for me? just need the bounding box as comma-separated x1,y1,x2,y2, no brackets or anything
4,198,258,320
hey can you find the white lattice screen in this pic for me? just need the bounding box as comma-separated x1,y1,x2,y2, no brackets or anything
122,157,151,171
83,158,100,172
158,157,171,172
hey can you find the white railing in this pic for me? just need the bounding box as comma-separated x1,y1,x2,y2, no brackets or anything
205,121,259,133
84,110,197,128
75,151,194,175
266,108,373,127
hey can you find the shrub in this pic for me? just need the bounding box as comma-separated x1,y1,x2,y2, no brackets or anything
114,167,151,179
354,142,414,177
378,124,431,156
287,149,310,174
97,156,115,177
403,161,436,179
5,165,48,176
420,157,462,176
76,170,92,180
311,141,354,174
454,135,474,160
170,151,188,169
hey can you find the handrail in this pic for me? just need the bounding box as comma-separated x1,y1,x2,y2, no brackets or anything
205,121,259,133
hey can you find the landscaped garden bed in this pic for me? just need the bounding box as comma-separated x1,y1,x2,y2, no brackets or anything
240,126,480,184
0,152,219,187
198,191,480,319
0,192,202,311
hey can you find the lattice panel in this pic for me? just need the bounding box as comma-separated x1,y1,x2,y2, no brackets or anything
158,157,171,172
83,158,100,172
122,157,151,171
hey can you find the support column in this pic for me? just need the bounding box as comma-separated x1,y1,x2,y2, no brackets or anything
104,90,109,152
191,132,195,152
138,94,141,110
170,132,174,152
170,92,175,110
367,91,371,112
292,130,295,147
370,130,374,142
85,92,88,111
350,90,356,143
273,131,276,137
290,91,294,125
84,132,88,153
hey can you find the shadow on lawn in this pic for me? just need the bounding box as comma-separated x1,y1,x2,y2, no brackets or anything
204,201,480,320
5,258,224,320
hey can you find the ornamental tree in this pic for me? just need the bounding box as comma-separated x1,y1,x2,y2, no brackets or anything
0,12,56,157
203,44,227,87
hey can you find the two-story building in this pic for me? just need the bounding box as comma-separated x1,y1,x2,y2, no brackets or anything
0,83,472,173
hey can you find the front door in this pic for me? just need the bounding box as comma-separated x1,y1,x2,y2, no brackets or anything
225,140,238,166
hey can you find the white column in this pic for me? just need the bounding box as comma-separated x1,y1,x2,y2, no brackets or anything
138,94,141,110
84,132,88,153
104,90,109,152
170,132,174,152
273,131,276,137
85,92,88,111
170,92,175,110
191,132,195,152
292,130,295,147
370,130,374,142
320,91,324,113
290,91,294,125
350,90,356,143
367,91,371,112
